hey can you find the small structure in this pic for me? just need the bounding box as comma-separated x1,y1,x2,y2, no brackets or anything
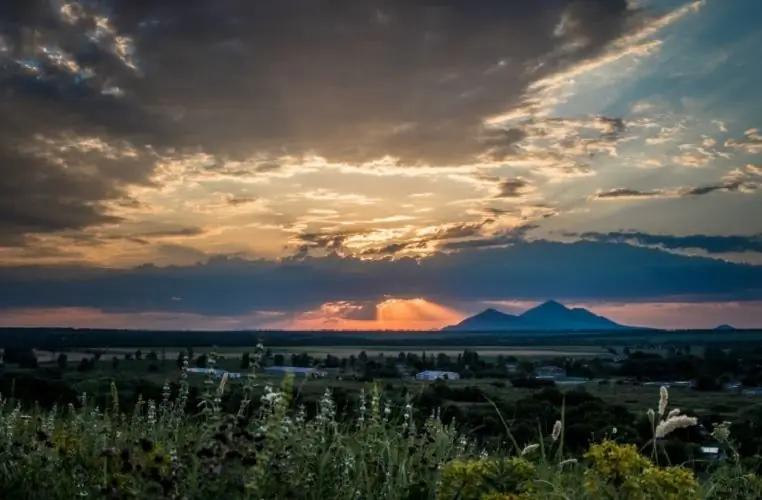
186,367,243,379
264,366,327,378
415,370,460,381
535,366,567,380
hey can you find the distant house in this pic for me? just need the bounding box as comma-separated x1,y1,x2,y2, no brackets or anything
699,442,726,461
264,366,327,378
535,366,567,380
186,367,243,379
415,370,460,381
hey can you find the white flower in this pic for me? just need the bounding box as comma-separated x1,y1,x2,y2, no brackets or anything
658,386,669,416
552,420,563,442
521,443,539,456
654,414,698,438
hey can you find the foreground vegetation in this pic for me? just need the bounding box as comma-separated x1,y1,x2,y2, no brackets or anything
2,351,762,498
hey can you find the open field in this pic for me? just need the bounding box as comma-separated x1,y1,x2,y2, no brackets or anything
33,345,609,363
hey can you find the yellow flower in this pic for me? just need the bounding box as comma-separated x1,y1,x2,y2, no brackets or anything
636,466,700,500
584,440,652,482
584,440,701,500
437,457,536,500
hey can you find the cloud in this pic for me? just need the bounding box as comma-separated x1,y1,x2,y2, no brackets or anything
575,231,762,254
725,128,762,154
495,177,535,199
1,239,760,319
589,173,761,201
589,187,675,200
0,0,661,246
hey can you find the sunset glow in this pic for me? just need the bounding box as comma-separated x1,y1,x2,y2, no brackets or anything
0,0,760,329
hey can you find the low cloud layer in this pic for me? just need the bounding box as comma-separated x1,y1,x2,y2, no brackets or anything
1,239,760,318
575,231,762,254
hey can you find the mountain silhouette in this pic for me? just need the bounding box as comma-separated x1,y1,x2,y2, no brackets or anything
714,324,737,331
442,300,631,332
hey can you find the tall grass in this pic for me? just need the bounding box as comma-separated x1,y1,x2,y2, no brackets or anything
0,352,760,499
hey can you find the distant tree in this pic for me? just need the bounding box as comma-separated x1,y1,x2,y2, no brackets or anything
56,353,68,371
77,358,94,372
695,375,720,392
177,352,186,369
135,350,143,361
273,354,285,366
146,350,158,361
112,356,120,370
4,347,37,366
241,352,251,370
196,354,208,368
124,353,133,361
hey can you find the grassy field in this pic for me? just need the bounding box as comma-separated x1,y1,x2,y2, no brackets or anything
0,367,760,499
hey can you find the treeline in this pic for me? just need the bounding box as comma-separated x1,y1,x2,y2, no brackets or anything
2,327,762,350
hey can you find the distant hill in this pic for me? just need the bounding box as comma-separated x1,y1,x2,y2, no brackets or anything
714,324,737,331
442,300,633,332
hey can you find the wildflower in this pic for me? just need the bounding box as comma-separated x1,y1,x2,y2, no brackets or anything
520,444,539,456
658,386,669,416
217,372,229,395
647,408,656,426
654,414,698,439
711,421,732,443
551,420,562,442
667,408,681,419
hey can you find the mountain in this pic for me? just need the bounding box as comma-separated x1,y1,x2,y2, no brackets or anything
442,300,632,332
714,324,737,331
441,308,531,332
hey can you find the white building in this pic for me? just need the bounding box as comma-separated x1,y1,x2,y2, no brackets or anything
186,367,244,379
415,370,460,381
535,366,567,380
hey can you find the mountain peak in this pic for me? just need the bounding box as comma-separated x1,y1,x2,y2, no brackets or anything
442,299,632,332
535,300,568,310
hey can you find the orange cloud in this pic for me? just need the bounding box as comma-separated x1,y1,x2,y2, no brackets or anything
289,298,464,331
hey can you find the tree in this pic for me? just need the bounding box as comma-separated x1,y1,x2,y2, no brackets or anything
135,350,143,361
177,352,186,369
273,354,285,366
77,358,94,372
112,356,120,370
196,354,208,368
241,352,251,370
56,353,68,371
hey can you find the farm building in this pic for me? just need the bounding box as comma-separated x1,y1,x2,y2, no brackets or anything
535,366,567,380
415,370,460,381
264,366,327,377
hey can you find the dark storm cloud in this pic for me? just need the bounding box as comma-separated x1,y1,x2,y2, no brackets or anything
576,231,762,254
495,178,532,198
0,0,642,242
0,240,760,315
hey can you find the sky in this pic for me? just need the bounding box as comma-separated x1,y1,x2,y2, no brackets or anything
1,0,761,331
